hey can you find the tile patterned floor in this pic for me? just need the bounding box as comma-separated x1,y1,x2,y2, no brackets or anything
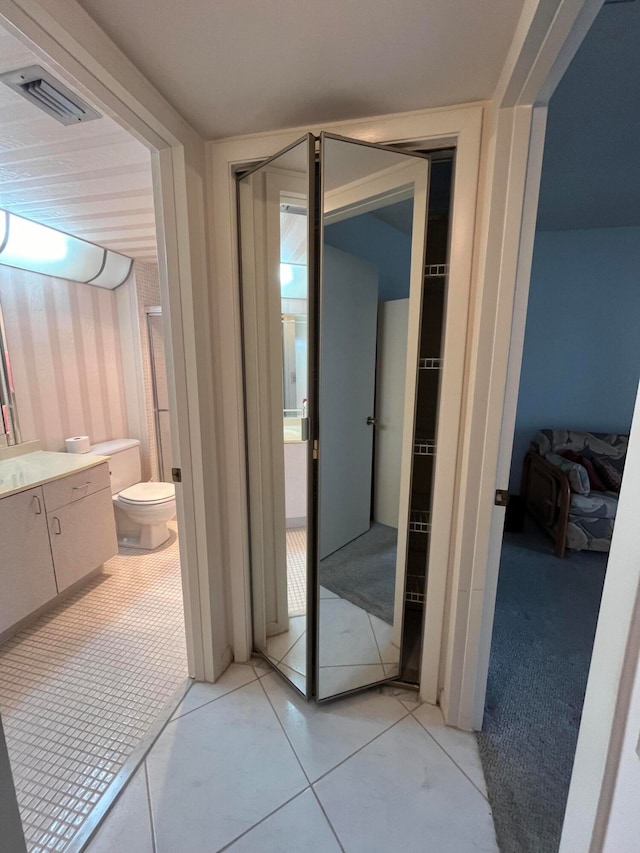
265,586,400,697
286,527,307,617
87,662,497,853
0,521,187,853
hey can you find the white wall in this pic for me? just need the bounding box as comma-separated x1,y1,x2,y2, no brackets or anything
0,265,129,452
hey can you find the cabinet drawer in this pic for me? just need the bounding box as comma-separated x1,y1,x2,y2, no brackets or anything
42,461,111,512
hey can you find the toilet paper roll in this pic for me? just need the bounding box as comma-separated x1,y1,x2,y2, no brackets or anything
65,435,91,454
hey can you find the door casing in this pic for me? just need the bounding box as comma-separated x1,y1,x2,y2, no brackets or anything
211,106,484,706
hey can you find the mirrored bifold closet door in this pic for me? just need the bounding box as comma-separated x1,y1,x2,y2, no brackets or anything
238,133,430,701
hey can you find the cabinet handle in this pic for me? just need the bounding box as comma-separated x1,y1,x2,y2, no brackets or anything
32,495,42,515
72,482,91,493
53,517,62,535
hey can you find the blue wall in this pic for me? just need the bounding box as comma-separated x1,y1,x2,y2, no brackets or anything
325,212,411,302
510,227,640,491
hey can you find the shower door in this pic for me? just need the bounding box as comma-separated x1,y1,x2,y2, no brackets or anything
146,308,174,483
238,133,429,701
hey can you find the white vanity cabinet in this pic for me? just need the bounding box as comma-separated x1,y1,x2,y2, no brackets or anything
0,456,118,635
0,486,57,634
47,485,117,592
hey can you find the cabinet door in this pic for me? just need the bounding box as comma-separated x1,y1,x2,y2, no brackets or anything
48,487,118,592
0,486,57,634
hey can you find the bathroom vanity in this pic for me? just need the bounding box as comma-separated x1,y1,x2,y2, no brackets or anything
0,443,118,638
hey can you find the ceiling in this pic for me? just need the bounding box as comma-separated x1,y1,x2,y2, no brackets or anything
0,25,157,262
76,0,527,140
537,0,640,231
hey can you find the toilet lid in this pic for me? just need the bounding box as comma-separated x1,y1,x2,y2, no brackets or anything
118,482,175,505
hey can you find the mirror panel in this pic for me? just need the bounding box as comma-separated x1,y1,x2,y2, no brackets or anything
317,135,429,700
238,136,314,696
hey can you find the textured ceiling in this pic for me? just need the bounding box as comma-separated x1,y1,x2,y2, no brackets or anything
0,26,156,261
537,1,640,231
76,0,527,140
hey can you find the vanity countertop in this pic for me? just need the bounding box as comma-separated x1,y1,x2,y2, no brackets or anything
0,451,109,500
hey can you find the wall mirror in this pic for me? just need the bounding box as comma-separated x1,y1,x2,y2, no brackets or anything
238,132,430,701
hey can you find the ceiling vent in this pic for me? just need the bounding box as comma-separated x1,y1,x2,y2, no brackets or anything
0,65,101,125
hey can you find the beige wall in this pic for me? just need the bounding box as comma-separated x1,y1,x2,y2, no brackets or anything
133,262,161,480
0,265,128,452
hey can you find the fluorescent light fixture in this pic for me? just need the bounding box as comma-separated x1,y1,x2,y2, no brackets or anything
87,250,133,289
280,263,294,286
0,212,7,253
0,210,133,289
280,263,307,299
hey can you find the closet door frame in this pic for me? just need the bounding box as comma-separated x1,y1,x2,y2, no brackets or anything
212,105,483,707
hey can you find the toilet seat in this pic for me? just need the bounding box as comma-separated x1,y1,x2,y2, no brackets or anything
118,482,175,506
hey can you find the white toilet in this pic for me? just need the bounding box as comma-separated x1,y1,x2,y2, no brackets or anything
89,438,176,550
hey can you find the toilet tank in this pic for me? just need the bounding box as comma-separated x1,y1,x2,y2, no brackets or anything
89,438,141,495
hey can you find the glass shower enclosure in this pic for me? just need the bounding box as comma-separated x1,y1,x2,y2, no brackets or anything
146,307,173,483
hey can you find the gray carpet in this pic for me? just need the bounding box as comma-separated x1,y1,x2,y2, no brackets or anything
478,522,607,853
319,522,397,624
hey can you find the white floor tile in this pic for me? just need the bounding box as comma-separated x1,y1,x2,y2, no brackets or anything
280,632,306,675
226,789,341,853
266,615,307,662
382,661,401,678
146,680,308,852
318,664,386,698
0,520,186,852
368,613,401,665
263,673,407,782
85,768,153,853
382,685,422,712
314,716,498,853
318,598,380,667
251,656,274,677
275,661,307,694
319,586,339,599
413,702,488,798
170,664,257,719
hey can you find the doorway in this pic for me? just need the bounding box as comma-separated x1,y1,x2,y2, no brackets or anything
0,17,202,851
476,3,640,849
239,132,457,703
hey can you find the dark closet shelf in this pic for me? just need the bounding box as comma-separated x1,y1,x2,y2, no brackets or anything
424,263,449,278
418,357,441,370
409,509,431,534
414,437,436,456
405,574,426,604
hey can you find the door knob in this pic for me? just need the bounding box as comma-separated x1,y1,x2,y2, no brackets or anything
366,416,376,426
